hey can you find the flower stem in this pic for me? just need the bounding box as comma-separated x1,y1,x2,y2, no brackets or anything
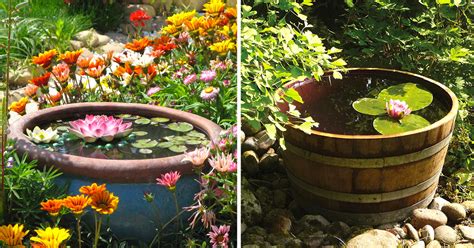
76,216,82,248
93,214,102,248
172,191,182,231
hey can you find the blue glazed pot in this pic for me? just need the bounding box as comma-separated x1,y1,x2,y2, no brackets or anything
8,103,222,242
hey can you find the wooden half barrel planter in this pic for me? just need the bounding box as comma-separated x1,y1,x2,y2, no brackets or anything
8,102,222,241
278,68,458,225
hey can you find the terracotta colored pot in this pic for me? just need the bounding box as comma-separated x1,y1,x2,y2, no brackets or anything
8,102,222,241
278,68,458,225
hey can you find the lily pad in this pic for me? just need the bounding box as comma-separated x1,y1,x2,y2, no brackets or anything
373,114,430,135
132,131,148,136
168,122,193,132
185,139,202,145
138,148,153,154
135,118,151,125
352,98,387,116
169,145,187,153
151,117,170,123
187,131,207,139
116,114,132,118
157,141,174,148
56,126,69,132
131,140,158,148
377,83,433,111
136,138,151,143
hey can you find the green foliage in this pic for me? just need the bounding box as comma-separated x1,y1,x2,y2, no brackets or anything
241,0,346,142
3,148,68,229
66,0,124,33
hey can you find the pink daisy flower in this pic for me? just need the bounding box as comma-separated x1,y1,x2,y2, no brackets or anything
200,86,220,101
183,73,197,85
207,225,230,248
156,171,181,191
200,70,216,82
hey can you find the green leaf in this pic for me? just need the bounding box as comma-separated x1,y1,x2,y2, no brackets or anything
373,114,430,135
135,118,151,125
151,117,170,123
168,122,194,132
377,83,433,111
297,121,315,134
330,58,347,67
132,131,148,136
157,141,174,148
138,148,153,154
264,124,277,140
344,0,354,8
131,140,158,148
169,145,187,153
285,88,303,103
333,70,343,79
353,98,387,115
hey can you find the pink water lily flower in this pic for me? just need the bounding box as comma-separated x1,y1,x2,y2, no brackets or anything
182,147,210,169
208,225,230,248
69,115,133,143
156,171,181,192
208,153,234,173
386,99,411,120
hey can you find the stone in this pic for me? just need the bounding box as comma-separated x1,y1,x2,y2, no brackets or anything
125,4,156,18
411,241,425,248
419,225,435,243
244,225,267,236
70,40,83,50
389,227,407,239
74,29,99,47
98,42,125,54
405,223,420,241
286,238,303,247
272,178,290,190
454,244,474,248
288,200,305,220
377,222,396,230
346,229,399,248
298,215,330,231
458,225,474,241
255,187,273,211
434,225,457,244
299,231,326,248
429,197,450,211
442,203,467,223
255,130,275,154
462,201,474,213
426,240,441,248
241,188,262,226
242,150,259,176
96,34,111,47
263,209,293,235
327,221,351,239
259,148,279,172
411,209,448,229
266,233,287,245
276,158,286,174
272,189,287,208
242,137,258,152
241,222,247,234
8,69,32,86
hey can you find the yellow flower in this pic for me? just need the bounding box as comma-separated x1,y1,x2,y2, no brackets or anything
9,97,28,114
30,227,70,248
90,190,119,215
166,10,196,26
0,224,29,247
161,25,180,36
209,39,236,55
203,0,226,17
185,17,202,32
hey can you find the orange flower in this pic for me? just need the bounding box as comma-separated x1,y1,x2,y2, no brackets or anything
90,190,119,215
114,63,133,77
9,97,28,113
63,195,91,215
85,65,106,78
224,7,237,19
77,56,92,68
166,10,197,26
125,37,151,52
48,91,62,103
29,72,51,87
199,18,220,31
185,17,202,32
32,49,57,68
58,49,83,64
52,63,70,82
147,64,157,79
40,199,63,216
88,56,106,68
25,84,39,97
203,0,226,17
79,183,106,196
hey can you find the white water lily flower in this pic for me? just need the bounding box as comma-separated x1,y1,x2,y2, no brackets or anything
26,126,59,144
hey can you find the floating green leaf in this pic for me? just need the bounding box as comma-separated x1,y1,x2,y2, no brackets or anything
169,145,187,153
185,140,202,145
135,118,151,125
151,117,170,123
352,98,387,116
373,114,430,135
116,114,132,118
131,140,158,148
168,122,194,132
56,126,69,132
138,148,153,154
157,142,174,148
377,83,433,111
187,131,206,139
132,131,148,136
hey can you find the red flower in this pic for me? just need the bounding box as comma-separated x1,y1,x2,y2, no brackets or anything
29,72,51,87
156,171,181,192
129,9,151,27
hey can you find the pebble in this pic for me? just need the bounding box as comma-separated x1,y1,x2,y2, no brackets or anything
419,225,435,243
298,215,330,231
389,227,407,239
300,231,326,248
411,241,425,248
442,203,467,223
241,188,262,226
272,189,288,208
455,244,474,248
259,148,279,172
462,201,474,213
405,223,420,241
429,197,450,211
242,150,259,176
434,225,457,244
411,209,448,229
263,209,293,235
346,229,399,248
458,225,474,241
242,137,258,152
426,240,441,248
327,221,351,239
255,130,275,154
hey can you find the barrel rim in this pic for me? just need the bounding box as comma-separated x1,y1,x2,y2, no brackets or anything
281,68,459,140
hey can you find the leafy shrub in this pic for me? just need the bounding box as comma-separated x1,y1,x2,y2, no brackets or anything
241,0,346,144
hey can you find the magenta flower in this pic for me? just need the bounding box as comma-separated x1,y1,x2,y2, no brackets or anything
69,115,133,143
207,225,230,248
208,153,234,173
156,171,181,191
182,147,210,169
386,99,411,120
200,86,220,101
222,79,230,87
147,86,161,96
200,70,216,82
183,73,197,85
228,161,237,173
